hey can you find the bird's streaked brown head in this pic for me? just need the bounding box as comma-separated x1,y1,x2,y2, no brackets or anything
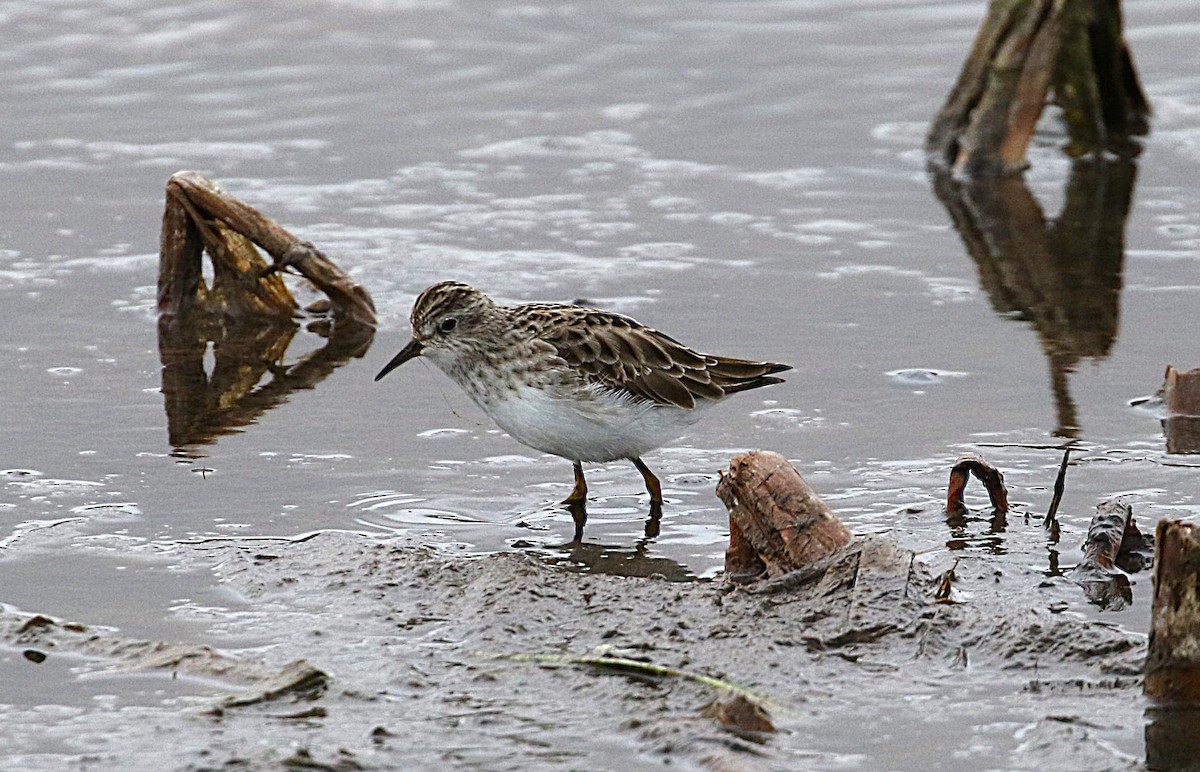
374,281,500,381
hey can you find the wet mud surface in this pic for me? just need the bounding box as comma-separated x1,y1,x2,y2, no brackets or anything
1,531,1148,770
3,0,1200,768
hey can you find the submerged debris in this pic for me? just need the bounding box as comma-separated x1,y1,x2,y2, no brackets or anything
1069,499,1147,611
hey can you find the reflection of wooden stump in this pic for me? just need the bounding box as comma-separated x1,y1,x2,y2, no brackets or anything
159,313,373,457
715,451,851,581
932,159,1134,436
927,0,1149,176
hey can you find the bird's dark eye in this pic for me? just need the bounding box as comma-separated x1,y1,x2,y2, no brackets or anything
438,317,458,333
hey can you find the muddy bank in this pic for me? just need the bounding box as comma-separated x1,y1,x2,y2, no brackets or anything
2,530,1146,770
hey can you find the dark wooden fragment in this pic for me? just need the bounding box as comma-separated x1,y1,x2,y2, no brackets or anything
927,0,1149,177
1160,365,1200,454
946,455,1009,515
716,451,851,582
1145,520,1200,704
1069,499,1153,610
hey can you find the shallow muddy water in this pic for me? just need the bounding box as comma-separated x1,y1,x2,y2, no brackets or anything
2,0,1200,768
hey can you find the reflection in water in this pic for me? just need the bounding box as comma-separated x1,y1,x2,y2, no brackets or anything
945,506,1008,555
932,160,1136,437
1145,706,1200,772
159,314,373,457
563,500,663,543
524,500,693,581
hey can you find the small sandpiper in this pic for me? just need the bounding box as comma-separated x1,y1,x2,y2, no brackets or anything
375,281,790,508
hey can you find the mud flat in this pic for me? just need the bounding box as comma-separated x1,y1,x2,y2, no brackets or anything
2,524,1147,771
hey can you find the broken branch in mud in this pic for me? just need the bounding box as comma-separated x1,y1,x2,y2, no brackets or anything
491,650,777,711
1145,520,1200,704
158,170,376,326
4,609,329,710
934,558,961,604
1043,447,1071,542
1068,499,1152,610
927,0,1149,176
715,450,851,582
946,454,1009,515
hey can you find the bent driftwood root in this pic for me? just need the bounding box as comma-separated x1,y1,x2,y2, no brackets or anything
946,454,1009,515
158,170,377,326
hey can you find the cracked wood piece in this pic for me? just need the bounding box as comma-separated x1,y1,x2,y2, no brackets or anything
716,450,851,580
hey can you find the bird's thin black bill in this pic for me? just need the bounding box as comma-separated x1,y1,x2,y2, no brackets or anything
374,339,424,381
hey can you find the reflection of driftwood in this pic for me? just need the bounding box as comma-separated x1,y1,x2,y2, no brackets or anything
946,455,1009,515
159,316,373,457
933,160,1135,436
927,0,1149,176
1160,366,1200,454
158,170,376,326
1146,520,1200,704
157,170,378,455
715,451,851,583
1068,499,1151,610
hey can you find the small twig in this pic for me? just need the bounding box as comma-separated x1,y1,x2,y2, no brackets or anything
486,650,780,710
1044,448,1071,532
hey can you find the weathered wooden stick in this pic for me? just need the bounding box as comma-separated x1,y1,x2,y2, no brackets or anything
946,454,1009,515
927,0,1149,176
715,451,851,581
1145,520,1200,704
1070,499,1142,609
158,171,377,326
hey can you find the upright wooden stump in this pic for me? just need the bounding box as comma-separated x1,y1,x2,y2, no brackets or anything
1145,520,1200,703
927,0,1149,176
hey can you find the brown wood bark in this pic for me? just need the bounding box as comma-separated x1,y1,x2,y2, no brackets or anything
716,451,851,581
1145,520,1200,704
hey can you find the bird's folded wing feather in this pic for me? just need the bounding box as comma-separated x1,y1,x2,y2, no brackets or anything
519,305,789,410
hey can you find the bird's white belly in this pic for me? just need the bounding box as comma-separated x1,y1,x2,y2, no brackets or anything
481,385,704,462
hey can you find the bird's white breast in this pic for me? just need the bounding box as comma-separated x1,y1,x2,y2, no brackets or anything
481,384,705,463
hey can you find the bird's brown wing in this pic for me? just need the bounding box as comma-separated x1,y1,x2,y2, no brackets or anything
516,304,790,409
